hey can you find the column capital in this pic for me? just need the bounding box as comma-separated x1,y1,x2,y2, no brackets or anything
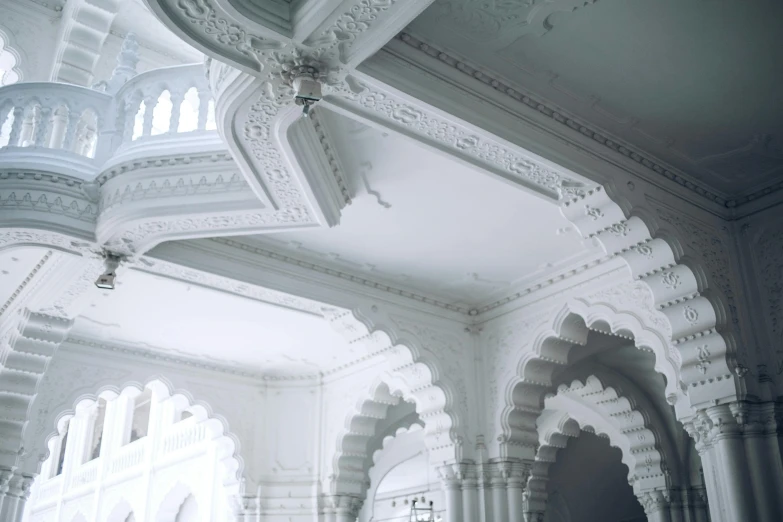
686,400,783,450
637,489,671,515
331,494,363,518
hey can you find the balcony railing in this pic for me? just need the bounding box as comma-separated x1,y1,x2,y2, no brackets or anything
161,420,208,456
35,474,63,504
110,438,147,474
70,458,100,489
0,83,110,156
0,63,218,179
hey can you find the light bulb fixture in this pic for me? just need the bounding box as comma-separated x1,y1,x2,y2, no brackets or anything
95,253,122,290
292,73,322,118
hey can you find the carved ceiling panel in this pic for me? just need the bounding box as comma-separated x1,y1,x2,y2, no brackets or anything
245,108,603,310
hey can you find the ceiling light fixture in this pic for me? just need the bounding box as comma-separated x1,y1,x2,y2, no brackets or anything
95,253,122,290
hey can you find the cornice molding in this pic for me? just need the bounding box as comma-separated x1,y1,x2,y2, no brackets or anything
215,237,616,318
311,111,351,206
392,32,782,213
65,335,314,381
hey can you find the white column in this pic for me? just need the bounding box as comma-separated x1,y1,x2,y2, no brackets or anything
689,487,710,522
0,472,33,522
444,480,463,522
490,464,508,522
686,403,783,522
460,469,479,522
505,462,527,522
638,490,672,522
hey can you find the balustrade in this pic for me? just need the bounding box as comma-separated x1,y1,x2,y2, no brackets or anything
0,63,217,169
160,421,208,456
70,458,100,489
115,63,216,145
0,83,110,156
34,474,62,504
110,439,147,475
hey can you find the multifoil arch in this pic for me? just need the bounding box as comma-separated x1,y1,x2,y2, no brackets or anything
562,186,739,407
326,307,467,464
500,299,688,460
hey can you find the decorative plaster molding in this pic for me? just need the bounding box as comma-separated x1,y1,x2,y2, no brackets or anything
543,375,668,491
310,111,351,206
0,250,53,319
393,32,783,210
328,74,591,201
136,257,328,316
65,335,267,380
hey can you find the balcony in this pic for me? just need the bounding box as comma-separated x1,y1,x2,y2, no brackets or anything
0,63,221,182
110,437,148,475
69,457,100,489
160,419,208,457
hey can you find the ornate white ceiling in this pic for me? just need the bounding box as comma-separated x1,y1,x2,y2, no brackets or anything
246,109,603,309
409,0,783,200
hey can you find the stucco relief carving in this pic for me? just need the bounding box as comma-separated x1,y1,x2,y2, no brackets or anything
483,311,551,434
303,0,401,63
390,316,470,417
139,258,328,316
755,225,783,377
561,187,736,405
343,79,588,200
584,280,672,342
541,374,669,491
176,0,282,61
655,206,739,330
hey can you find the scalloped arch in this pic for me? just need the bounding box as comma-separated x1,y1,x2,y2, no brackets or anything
325,308,464,461
30,376,243,486
544,375,668,491
562,186,738,405
330,380,419,499
501,299,690,460
0,26,24,86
